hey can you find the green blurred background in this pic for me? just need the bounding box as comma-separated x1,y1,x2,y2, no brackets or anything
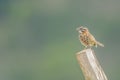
1,0,120,80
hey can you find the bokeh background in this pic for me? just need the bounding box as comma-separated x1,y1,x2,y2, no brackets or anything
1,0,120,80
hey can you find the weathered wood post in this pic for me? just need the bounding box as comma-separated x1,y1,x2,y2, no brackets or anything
76,49,108,80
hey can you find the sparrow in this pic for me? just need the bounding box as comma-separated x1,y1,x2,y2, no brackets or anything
76,26,104,48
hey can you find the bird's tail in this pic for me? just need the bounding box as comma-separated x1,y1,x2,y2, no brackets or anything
96,41,104,47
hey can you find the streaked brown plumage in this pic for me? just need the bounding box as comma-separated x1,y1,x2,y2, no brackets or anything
76,26,104,48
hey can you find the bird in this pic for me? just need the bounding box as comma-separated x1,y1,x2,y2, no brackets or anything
76,26,104,48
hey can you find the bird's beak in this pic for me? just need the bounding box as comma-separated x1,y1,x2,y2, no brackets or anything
78,30,82,33
76,27,82,33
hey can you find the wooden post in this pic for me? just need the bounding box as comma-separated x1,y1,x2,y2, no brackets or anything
76,49,108,80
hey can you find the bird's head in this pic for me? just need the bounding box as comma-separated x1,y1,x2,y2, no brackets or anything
76,26,88,34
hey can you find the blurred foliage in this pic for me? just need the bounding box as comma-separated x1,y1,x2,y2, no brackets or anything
1,0,120,80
